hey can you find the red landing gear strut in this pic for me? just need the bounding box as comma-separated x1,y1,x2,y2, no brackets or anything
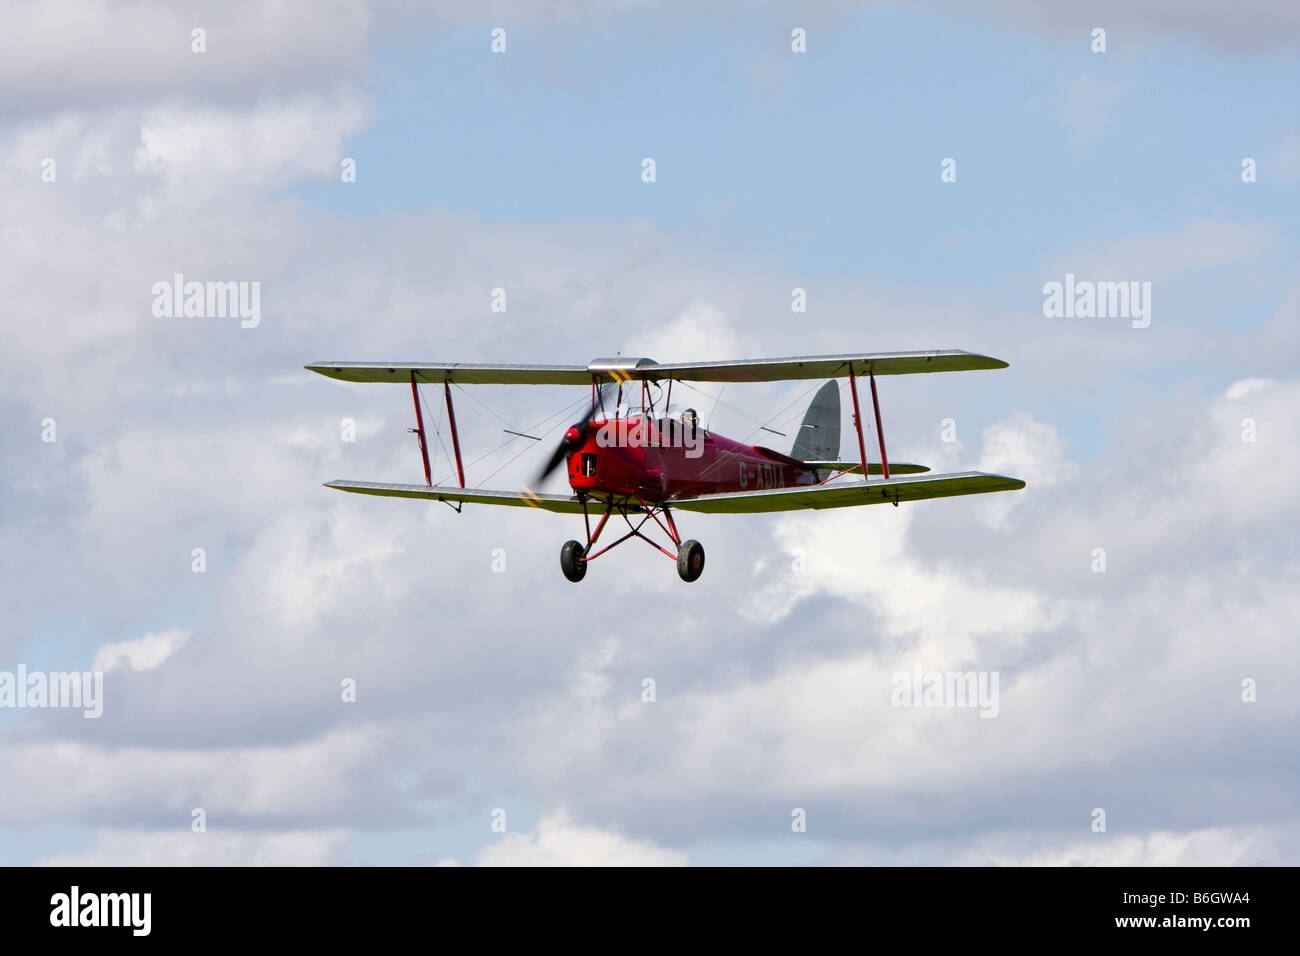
559,496,704,583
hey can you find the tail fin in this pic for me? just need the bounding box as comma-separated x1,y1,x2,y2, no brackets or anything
791,380,840,462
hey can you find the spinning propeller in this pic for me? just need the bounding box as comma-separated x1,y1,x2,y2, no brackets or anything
535,401,599,485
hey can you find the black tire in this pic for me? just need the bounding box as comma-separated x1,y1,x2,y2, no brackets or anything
677,539,705,582
560,540,587,582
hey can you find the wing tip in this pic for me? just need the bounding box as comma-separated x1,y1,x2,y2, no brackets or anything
972,353,1010,370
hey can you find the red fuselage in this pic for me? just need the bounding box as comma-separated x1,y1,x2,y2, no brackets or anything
566,416,816,502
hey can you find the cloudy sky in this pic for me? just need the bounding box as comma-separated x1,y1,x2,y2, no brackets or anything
1,0,1297,866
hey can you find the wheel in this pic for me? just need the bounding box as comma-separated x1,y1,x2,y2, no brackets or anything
560,540,587,582
676,539,705,582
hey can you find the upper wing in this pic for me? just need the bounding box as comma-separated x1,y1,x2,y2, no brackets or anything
306,350,1006,386
644,350,1007,382
306,362,591,386
670,472,1024,513
324,480,592,513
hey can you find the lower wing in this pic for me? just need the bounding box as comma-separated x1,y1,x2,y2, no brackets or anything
670,472,1024,513
323,471,1023,515
323,479,591,513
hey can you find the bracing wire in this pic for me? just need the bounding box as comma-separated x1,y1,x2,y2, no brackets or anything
427,389,594,487
665,378,824,494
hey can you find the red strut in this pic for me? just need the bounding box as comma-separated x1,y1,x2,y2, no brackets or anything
410,373,432,486
444,382,466,488
869,371,890,480
847,362,870,480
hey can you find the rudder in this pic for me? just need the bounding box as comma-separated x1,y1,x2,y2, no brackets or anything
791,380,840,462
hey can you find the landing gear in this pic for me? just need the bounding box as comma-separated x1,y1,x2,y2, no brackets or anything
677,539,705,583
560,539,587,582
561,497,704,581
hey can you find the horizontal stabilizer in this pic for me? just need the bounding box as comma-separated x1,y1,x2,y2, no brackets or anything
802,460,930,476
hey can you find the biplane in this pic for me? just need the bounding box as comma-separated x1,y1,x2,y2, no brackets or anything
306,351,1025,582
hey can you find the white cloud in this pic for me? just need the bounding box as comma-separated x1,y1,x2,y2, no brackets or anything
828,824,1298,866
461,811,688,866
1041,219,1277,285
94,628,191,673
1225,377,1277,400
977,411,1078,527
133,97,369,203
629,301,747,363
0,726,393,826
927,0,1300,57
961,826,1293,867
0,0,373,114
36,828,350,866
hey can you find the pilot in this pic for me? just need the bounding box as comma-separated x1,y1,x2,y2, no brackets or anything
681,407,698,438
